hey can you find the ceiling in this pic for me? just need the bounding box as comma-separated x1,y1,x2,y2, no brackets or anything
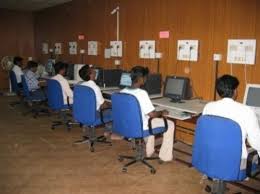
0,0,73,11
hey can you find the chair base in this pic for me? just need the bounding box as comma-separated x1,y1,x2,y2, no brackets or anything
74,135,112,152
23,107,50,118
73,126,112,152
51,120,78,131
118,139,159,174
205,180,244,194
51,110,79,131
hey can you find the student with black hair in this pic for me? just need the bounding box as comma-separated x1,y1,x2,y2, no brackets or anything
52,62,73,105
79,65,110,110
121,66,175,162
24,61,40,92
203,74,260,169
12,56,24,88
79,65,122,139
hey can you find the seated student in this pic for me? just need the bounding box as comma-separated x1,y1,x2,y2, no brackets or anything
52,62,73,105
78,65,110,110
78,65,122,140
24,61,40,92
121,66,175,162
203,74,260,169
12,56,24,88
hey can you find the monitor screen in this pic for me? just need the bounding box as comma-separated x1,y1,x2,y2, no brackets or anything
120,73,132,87
66,64,74,80
164,76,190,102
74,64,85,81
94,69,99,80
103,69,122,87
143,73,161,95
243,84,260,107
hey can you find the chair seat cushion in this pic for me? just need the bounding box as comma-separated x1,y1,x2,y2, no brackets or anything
143,127,166,137
93,109,113,126
24,89,47,102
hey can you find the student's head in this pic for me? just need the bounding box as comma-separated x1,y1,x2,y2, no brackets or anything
79,65,95,81
216,74,239,100
130,66,149,87
54,62,68,76
27,61,38,73
13,56,23,66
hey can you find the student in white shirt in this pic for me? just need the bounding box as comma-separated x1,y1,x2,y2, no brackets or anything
12,56,24,88
78,65,122,140
52,62,73,105
78,65,110,110
203,74,260,169
121,66,175,162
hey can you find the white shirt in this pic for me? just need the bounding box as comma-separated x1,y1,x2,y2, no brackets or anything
203,98,260,168
121,88,155,130
52,74,73,105
81,80,104,110
12,65,23,83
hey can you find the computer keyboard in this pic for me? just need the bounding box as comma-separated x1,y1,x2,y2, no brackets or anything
155,106,192,120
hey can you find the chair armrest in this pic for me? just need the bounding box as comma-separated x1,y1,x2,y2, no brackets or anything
148,116,168,135
246,150,260,177
100,107,112,124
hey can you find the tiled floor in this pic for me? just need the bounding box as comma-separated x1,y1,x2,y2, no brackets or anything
0,96,259,194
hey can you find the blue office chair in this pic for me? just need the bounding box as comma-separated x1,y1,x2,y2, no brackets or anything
111,92,168,174
73,85,112,152
192,115,260,194
10,71,20,94
9,71,23,107
47,79,75,131
21,75,48,118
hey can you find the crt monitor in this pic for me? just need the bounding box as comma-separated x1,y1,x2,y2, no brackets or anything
120,72,132,87
66,64,74,80
102,69,123,87
143,73,161,95
94,69,99,80
164,76,190,102
243,84,260,107
74,64,85,81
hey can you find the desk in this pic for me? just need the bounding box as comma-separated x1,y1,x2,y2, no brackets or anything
152,97,207,115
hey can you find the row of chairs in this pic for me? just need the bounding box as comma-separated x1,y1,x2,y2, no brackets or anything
10,72,259,193
48,79,260,194
47,80,167,174
9,71,48,118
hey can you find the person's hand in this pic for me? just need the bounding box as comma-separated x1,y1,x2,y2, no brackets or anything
162,110,169,116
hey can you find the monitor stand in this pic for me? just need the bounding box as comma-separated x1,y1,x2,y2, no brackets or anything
170,98,184,103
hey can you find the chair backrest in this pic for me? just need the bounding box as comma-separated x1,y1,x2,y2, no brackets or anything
21,75,30,97
192,115,243,181
47,79,64,110
9,71,19,93
111,93,144,138
73,85,97,125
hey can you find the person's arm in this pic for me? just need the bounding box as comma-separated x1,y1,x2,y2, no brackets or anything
246,110,260,157
63,79,73,100
100,101,111,109
148,109,169,118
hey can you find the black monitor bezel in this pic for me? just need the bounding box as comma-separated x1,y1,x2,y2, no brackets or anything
163,76,190,100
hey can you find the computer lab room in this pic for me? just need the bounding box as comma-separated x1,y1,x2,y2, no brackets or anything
1,0,260,194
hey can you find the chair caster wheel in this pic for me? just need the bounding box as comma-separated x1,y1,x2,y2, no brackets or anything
122,167,127,173
205,185,211,193
118,156,124,162
51,126,55,130
90,147,94,152
158,159,164,164
150,168,156,174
